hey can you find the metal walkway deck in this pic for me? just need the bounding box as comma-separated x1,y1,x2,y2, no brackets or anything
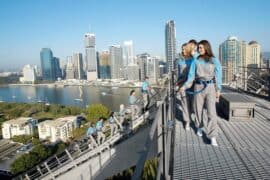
172,93,270,179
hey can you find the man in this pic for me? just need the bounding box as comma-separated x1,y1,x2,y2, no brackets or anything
109,112,119,138
129,90,140,121
86,124,97,149
141,76,151,110
188,39,199,59
96,118,106,145
86,124,96,137
188,39,199,122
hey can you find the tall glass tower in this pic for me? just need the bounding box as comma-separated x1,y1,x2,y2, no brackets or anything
219,36,242,83
40,48,55,81
109,45,123,79
165,20,176,72
123,40,134,66
85,33,97,80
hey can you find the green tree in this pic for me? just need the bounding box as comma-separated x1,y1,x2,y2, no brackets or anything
31,144,50,160
11,135,33,144
69,106,83,115
72,125,88,139
86,104,110,123
142,158,158,180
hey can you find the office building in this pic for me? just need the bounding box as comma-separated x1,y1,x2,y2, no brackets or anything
127,63,139,81
40,48,55,81
73,53,84,79
85,33,97,80
109,45,123,79
123,40,134,66
20,64,36,83
99,51,111,79
165,20,176,72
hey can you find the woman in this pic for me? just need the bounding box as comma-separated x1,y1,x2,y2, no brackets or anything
119,104,126,124
180,40,222,146
129,90,140,120
177,43,194,131
109,112,119,138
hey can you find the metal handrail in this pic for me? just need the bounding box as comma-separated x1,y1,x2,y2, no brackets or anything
132,72,175,180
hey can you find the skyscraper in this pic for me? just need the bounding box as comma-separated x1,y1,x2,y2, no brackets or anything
137,53,150,81
109,45,123,79
247,41,261,68
40,48,54,81
20,64,36,83
65,56,74,79
219,36,242,83
165,20,176,72
73,53,84,79
85,33,97,80
99,51,111,79
123,40,134,66
53,57,62,80
127,63,139,81
146,57,160,84
60,59,67,79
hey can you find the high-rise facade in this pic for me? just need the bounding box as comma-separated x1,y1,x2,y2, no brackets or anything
40,48,54,81
165,20,176,72
20,64,36,83
109,45,123,79
66,56,75,79
220,36,262,84
85,33,97,80
127,63,139,81
73,53,84,79
219,36,242,83
246,41,261,68
137,53,150,81
99,51,111,79
123,40,134,66
146,57,160,84
53,57,62,80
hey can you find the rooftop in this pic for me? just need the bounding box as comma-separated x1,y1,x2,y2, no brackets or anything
38,116,77,127
3,117,33,126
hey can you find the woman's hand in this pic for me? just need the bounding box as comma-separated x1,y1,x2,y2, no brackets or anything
216,91,221,99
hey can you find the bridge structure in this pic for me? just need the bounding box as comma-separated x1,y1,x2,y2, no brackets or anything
13,71,270,180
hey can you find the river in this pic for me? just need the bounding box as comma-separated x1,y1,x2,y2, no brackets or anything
0,85,138,111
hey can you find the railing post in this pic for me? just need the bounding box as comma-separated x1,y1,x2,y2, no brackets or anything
157,102,163,154
89,164,93,180
161,103,166,179
25,174,31,180
65,149,77,167
54,155,61,165
268,67,270,101
44,162,55,180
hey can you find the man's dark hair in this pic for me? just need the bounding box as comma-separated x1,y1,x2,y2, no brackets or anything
188,39,197,45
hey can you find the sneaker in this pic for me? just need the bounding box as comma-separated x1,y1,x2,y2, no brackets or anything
185,123,190,131
191,113,195,121
211,137,218,146
196,128,203,137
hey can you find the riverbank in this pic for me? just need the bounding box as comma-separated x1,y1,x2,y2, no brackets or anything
5,77,166,88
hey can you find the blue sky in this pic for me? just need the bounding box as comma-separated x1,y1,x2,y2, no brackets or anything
0,0,269,69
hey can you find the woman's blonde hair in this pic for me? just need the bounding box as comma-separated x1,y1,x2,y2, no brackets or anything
181,43,193,59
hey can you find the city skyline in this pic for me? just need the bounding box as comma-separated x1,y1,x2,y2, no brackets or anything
0,0,270,69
